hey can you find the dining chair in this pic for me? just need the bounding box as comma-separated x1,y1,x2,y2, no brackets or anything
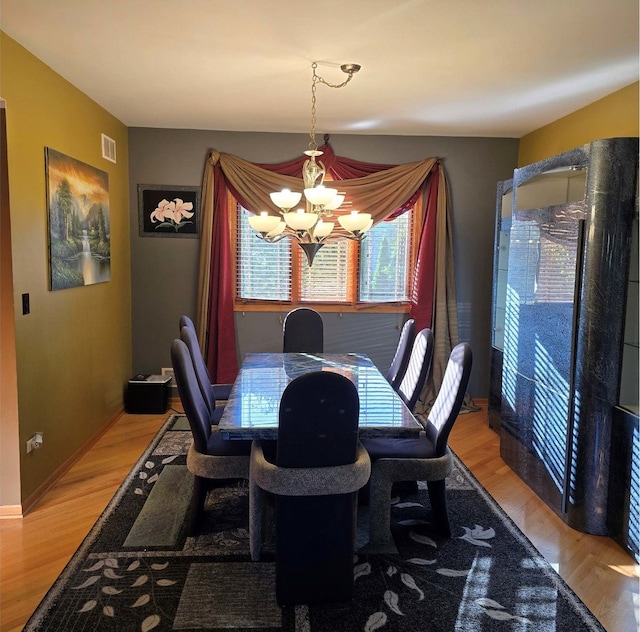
170,339,251,532
282,307,324,354
178,315,232,401
386,318,416,389
180,325,225,424
249,371,371,605
361,342,472,548
396,327,435,412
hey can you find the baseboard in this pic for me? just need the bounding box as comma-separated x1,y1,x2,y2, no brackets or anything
19,406,125,516
0,504,23,519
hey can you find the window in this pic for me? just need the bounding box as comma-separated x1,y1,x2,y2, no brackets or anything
237,214,291,301
359,211,411,302
235,204,415,308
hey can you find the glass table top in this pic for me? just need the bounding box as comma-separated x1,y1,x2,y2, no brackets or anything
218,353,423,439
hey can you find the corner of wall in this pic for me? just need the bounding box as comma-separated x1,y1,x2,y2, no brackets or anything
518,83,639,166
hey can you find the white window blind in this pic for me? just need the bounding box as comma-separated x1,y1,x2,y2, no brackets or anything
359,210,411,302
237,206,291,300
236,204,413,304
299,241,349,302
535,220,581,303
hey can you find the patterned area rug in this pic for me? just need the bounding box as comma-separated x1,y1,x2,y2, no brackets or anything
24,414,604,631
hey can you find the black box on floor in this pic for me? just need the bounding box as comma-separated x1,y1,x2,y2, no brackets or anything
125,374,172,414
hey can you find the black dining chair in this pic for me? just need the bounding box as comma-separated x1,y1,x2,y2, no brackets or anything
180,325,225,424
282,307,324,354
171,339,251,531
179,315,232,401
249,371,371,605
396,327,435,412
386,318,416,390
361,342,473,548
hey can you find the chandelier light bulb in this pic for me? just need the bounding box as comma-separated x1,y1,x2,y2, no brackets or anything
304,185,338,207
312,219,335,239
324,194,345,211
338,211,372,233
283,209,318,231
248,211,282,233
270,188,302,211
267,221,287,238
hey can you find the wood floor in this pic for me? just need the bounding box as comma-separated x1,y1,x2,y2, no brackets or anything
1,402,637,631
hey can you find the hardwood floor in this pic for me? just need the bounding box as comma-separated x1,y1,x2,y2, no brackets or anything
449,407,639,632
1,402,637,631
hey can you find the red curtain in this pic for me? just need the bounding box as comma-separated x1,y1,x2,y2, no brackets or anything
409,173,439,331
205,164,238,383
205,142,440,382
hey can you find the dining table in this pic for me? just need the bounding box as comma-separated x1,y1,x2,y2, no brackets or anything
217,352,423,440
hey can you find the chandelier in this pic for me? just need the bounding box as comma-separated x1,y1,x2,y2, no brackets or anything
248,62,372,265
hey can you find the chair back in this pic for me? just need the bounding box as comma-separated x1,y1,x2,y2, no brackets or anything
424,342,473,456
171,339,212,454
277,371,359,468
282,308,324,354
179,314,197,333
180,325,217,417
386,318,416,389
397,328,434,411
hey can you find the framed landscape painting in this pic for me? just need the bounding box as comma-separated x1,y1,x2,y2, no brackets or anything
138,184,200,238
45,148,111,291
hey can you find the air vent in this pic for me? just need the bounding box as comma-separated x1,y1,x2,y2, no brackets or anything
101,133,116,163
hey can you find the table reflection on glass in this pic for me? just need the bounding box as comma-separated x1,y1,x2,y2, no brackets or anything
218,353,423,440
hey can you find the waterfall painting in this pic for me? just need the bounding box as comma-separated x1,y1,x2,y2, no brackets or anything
45,148,110,290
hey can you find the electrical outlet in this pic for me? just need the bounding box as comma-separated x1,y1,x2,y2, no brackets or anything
26,432,44,453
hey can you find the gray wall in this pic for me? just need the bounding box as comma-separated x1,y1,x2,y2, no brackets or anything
128,129,519,397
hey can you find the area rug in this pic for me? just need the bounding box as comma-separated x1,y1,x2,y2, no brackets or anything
24,413,604,631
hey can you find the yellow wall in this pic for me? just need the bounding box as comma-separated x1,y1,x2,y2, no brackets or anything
518,83,639,166
0,103,21,510
0,33,132,505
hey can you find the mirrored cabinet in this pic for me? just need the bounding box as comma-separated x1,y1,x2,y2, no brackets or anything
489,137,639,560
488,180,511,432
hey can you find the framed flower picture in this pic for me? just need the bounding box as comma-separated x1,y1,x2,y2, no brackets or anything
138,184,200,238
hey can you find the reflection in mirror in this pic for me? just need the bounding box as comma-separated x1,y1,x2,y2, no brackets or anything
620,212,639,413
515,166,586,212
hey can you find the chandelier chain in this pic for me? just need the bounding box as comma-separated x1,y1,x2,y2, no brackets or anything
309,62,358,153
249,60,365,265
309,64,318,152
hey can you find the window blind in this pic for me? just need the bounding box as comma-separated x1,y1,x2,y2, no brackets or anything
299,241,349,302
359,211,411,302
236,206,291,300
236,205,413,304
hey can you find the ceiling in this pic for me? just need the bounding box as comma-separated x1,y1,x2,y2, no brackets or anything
1,0,638,138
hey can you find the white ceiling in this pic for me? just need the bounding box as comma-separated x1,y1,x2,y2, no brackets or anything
1,0,638,138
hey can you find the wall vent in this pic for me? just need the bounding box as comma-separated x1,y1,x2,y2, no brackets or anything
101,133,116,163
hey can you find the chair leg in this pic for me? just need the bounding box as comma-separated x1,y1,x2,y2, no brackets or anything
249,477,263,561
369,473,394,546
427,479,451,537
